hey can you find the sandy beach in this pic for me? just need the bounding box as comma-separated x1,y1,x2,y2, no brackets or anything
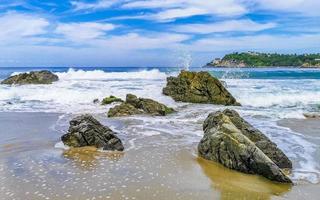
0,112,319,200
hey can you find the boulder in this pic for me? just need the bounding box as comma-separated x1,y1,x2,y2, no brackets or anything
61,114,124,151
163,71,240,106
108,103,144,117
198,109,292,183
203,109,292,169
108,94,175,117
101,96,123,105
1,70,59,85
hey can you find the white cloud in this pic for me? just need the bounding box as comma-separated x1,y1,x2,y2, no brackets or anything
56,22,116,41
173,20,277,34
0,12,49,43
190,34,320,52
248,0,320,16
97,32,190,50
71,0,119,11
123,0,247,21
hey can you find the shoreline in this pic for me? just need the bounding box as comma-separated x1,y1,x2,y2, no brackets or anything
204,65,320,69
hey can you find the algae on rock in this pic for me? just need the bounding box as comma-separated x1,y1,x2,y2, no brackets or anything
163,71,240,106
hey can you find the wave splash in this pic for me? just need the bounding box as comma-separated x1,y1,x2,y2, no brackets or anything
56,68,168,80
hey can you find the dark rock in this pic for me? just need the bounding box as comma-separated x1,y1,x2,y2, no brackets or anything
101,96,123,105
163,71,240,106
1,70,59,85
198,109,292,183
203,109,292,169
61,114,124,151
108,94,175,117
93,99,100,104
108,103,144,117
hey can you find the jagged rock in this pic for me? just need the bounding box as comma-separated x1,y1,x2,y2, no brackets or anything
198,109,292,183
163,71,240,106
1,70,59,85
101,96,123,105
108,94,175,117
61,114,124,151
108,103,144,117
203,109,292,169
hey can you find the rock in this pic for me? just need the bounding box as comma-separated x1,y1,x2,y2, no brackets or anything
203,109,292,169
108,103,144,117
61,114,124,151
93,99,100,104
1,70,59,85
101,96,123,105
198,109,292,183
163,71,240,106
108,94,175,117
303,113,320,119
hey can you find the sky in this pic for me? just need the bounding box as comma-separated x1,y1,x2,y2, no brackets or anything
0,0,319,67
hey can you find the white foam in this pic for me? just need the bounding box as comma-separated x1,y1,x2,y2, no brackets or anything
0,68,175,113
54,141,69,150
56,68,168,80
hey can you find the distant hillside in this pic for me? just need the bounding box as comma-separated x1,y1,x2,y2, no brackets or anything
206,52,320,68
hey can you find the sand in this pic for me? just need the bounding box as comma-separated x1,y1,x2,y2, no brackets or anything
0,112,319,200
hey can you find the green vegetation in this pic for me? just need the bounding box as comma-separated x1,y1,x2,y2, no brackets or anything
209,52,320,67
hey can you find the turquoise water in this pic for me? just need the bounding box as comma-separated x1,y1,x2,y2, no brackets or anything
1,67,320,80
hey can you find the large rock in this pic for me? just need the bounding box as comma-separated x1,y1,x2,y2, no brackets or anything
198,109,292,183
108,94,175,117
61,114,124,151
204,109,292,169
1,70,59,85
163,71,240,106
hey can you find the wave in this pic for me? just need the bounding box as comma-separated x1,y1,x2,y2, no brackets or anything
55,68,168,80
237,92,320,108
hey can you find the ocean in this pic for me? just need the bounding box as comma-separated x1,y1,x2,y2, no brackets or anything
0,67,319,199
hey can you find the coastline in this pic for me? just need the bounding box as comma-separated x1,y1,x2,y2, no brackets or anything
204,65,320,69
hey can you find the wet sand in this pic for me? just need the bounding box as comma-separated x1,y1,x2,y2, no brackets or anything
0,112,318,200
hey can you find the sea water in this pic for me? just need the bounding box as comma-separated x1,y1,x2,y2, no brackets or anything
0,67,320,187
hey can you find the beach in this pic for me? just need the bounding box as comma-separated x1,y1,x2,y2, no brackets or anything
0,67,320,199
0,111,319,200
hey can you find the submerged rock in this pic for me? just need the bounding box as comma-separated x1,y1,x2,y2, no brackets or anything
198,109,292,183
163,71,240,106
61,114,124,151
101,96,123,105
93,99,100,104
303,113,320,119
1,70,59,85
108,94,175,117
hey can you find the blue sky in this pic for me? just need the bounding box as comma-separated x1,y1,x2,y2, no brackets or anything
0,0,319,67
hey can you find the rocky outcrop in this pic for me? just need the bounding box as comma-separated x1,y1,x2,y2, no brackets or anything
198,109,292,183
163,71,240,106
108,94,175,117
207,59,247,68
101,96,123,105
61,114,124,151
1,70,59,85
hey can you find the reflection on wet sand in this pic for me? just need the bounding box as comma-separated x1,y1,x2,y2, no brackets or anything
197,157,292,200
63,147,124,170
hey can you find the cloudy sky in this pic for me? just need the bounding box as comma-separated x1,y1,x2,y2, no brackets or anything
0,0,319,67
